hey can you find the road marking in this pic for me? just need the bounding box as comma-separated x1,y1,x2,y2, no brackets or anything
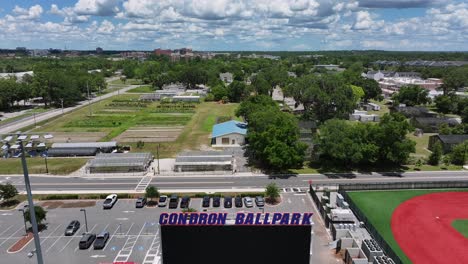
40,225,61,245
0,226,24,247
142,228,160,264
113,222,146,263
135,176,152,192
0,225,14,237
154,181,235,184
73,224,98,253
58,226,82,253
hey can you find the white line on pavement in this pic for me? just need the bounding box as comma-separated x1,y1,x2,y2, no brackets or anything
103,224,120,251
0,226,24,248
0,225,14,237
40,225,61,245
89,223,109,251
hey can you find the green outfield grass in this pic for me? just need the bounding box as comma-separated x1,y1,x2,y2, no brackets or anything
0,158,88,175
452,220,468,239
127,86,154,93
348,189,468,264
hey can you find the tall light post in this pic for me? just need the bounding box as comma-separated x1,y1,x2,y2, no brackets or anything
19,141,44,264
80,209,88,233
44,156,49,174
18,208,28,235
60,99,64,114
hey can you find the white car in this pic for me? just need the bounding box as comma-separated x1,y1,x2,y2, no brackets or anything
103,194,118,209
158,195,168,207
243,197,254,208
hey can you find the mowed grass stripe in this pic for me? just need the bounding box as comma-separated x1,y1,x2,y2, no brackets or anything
348,189,468,264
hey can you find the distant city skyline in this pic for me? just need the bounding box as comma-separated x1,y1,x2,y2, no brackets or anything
0,0,467,51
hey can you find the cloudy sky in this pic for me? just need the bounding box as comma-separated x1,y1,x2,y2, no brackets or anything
0,0,467,51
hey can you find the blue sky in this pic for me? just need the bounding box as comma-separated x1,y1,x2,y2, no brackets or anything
0,0,467,51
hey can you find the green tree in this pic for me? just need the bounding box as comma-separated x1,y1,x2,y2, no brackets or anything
392,85,430,106
353,78,382,102
434,95,457,114
24,206,47,226
265,183,280,202
246,108,307,171
428,142,443,166
350,85,365,103
145,186,159,202
236,95,278,122
0,183,18,201
442,68,468,95
450,141,468,165
251,75,270,95
210,84,229,101
228,81,248,102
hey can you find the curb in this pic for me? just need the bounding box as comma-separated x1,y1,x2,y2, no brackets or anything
7,233,34,254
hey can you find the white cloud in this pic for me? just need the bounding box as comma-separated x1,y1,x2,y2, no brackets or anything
97,20,115,34
352,11,384,30
74,0,120,16
12,5,43,20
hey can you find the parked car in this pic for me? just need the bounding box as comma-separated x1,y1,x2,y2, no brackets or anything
64,220,80,236
93,231,110,250
255,196,265,207
103,194,118,209
213,196,221,207
224,196,232,208
235,196,243,208
79,233,96,249
169,195,179,209
244,197,254,208
202,196,210,207
180,196,191,208
135,197,147,208
158,195,168,207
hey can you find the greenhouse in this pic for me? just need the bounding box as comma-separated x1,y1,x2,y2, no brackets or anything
87,152,153,174
174,151,233,172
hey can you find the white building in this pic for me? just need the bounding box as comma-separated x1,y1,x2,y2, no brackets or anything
211,120,247,147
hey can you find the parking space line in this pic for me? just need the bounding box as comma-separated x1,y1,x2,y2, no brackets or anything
142,228,160,264
40,225,61,245
0,226,24,247
0,225,14,237
58,226,82,253
113,222,146,263
103,224,120,251
74,224,98,253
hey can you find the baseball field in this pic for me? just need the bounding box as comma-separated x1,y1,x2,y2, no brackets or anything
348,189,468,264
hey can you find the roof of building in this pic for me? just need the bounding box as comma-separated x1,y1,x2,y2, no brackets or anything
435,134,468,144
415,117,461,125
212,120,247,138
47,147,98,156
88,152,153,168
51,141,117,149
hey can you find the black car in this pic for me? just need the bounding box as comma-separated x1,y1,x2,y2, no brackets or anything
180,196,191,208
79,233,96,250
224,196,232,208
213,197,221,207
235,196,243,208
169,195,179,209
93,231,109,250
135,197,146,208
202,196,210,207
65,220,80,236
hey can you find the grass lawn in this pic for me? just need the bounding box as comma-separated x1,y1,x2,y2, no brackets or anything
369,99,390,117
348,189,468,264
129,102,239,158
0,158,88,174
127,86,154,93
452,220,468,239
408,133,435,158
0,107,53,126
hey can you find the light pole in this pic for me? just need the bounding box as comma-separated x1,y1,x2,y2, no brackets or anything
44,156,49,174
19,141,44,264
33,112,37,127
60,99,64,114
80,209,88,233
18,208,28,235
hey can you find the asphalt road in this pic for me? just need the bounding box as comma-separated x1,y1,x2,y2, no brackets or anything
2,170,468,193
0,80,140,134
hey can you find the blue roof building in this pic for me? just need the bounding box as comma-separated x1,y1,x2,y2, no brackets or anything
211,120,247,146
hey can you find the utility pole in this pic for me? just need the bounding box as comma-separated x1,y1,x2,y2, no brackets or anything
19,141,44,264
33,112,37,127
87,81,92,116
44,156,49,174
157,144,160,175
60,98,64,114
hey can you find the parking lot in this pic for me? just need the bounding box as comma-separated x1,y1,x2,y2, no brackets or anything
0,190,316,264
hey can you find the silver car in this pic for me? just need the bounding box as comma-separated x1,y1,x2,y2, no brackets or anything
243,197,254,208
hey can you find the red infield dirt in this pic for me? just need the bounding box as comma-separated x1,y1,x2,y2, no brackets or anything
391,192,468,264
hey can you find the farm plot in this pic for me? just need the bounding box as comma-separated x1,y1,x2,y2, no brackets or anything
115,126,184,142
32,95,196,143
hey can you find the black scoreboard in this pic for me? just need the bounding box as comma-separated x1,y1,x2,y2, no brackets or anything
160,225,312,264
